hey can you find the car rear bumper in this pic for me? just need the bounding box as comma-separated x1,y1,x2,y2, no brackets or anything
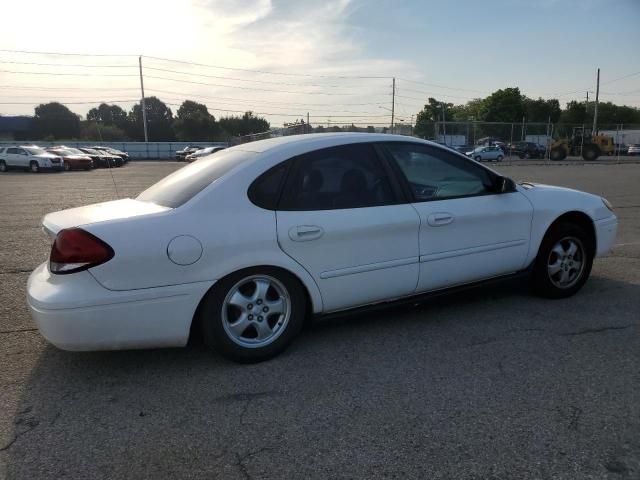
594,215,618,256
27,263,214,351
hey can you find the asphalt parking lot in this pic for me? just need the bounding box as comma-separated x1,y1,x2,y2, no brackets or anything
1,160,639,479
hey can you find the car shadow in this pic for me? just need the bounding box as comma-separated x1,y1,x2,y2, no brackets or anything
2,274,639,479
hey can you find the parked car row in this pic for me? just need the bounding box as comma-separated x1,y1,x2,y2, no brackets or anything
176,145,227,162
0,145,129,172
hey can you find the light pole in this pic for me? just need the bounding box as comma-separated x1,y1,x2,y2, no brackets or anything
441,103,447,144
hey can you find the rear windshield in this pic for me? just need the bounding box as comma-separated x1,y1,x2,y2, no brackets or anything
137,149,255,208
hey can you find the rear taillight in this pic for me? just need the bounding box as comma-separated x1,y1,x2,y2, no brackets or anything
49,228,114,274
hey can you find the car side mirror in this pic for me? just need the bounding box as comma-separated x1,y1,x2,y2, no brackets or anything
495,175,516,193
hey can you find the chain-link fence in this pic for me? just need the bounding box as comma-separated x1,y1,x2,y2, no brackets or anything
234,120,640,164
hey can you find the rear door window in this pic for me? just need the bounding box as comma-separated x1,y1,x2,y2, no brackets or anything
279,143,399,211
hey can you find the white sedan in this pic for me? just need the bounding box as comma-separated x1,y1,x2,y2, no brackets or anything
27,134,618,362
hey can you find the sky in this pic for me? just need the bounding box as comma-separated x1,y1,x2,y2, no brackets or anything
0,0,638,128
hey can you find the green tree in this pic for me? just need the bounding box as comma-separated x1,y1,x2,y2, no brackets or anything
32,102,80,139
481,88,525,122
523,97,561,123
219,111,270,137
413,97,454,138
559,100,589,125
173,100,219,141
80,121,128,141
128,96,175,141
87,103,129,130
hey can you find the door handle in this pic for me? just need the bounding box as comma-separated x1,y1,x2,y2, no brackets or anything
427,213,454,227
289,225,324,242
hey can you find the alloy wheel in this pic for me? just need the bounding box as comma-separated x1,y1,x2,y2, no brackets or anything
221,275,291,348
547,236,585,289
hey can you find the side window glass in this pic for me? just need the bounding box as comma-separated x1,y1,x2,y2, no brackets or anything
384,143,495,201
7,148,18,154
247,161,289,210
281,143,396,211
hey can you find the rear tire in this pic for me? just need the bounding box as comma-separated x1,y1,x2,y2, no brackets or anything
29,161,39,173
550,147,566,161
199,267,307,363
532,223,594,299
0,160,6,172
474,155,482,162
64,162,71,171
497,155,503,162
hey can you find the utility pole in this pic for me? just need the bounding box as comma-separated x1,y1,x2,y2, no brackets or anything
306,112,310,133
585,91,589,112
410,114,414,136
138,56,149,143
592,67,600,135
521,115,525,141
441,103,446,144
390,77,395,134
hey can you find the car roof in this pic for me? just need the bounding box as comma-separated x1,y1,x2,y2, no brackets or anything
229,133,436,156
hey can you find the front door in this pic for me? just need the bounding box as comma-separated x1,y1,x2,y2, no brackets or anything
276,143,420,312
381,142,533,292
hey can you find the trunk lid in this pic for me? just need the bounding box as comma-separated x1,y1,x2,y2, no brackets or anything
42,198,171,239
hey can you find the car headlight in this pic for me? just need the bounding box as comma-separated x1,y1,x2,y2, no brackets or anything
601,197,614,212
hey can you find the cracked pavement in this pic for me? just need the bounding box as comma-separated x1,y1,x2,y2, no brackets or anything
1,162,639,479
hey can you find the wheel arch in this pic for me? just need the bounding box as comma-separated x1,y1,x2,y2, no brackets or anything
542,211,596,256
188,264,321,343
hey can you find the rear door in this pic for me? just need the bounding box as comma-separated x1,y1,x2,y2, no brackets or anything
275,143,420,312
6,147,25,167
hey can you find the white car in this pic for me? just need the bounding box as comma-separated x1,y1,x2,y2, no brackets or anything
185,146,226,162
0,145,64,172
27,134,618,362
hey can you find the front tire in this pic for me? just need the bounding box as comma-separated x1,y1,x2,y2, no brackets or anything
497,155,503,162
582,144,600,161
474,155,482,162
0,160,6,172
532,223,594,299
200,267,307,363
29,161,39,173
64,162,71,171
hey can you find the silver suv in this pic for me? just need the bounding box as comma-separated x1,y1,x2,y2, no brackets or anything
0,146,64,172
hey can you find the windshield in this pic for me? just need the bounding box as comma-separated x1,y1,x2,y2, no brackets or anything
24,147,47,155
137,149,255,208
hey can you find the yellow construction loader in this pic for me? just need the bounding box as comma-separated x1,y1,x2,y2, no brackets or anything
550,127,614,161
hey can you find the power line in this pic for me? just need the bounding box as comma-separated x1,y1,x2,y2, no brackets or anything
0,99,139,105
0,59,137,68
146,87,389,107
145,89,392,115
0,48,137,57
601,70,640,86
0,84,140,91
395,87,477,100
143,65,381,89
397,77,488,94
146,74,391,97
0,69,137,77
144,55,390,79
163,102,389,122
